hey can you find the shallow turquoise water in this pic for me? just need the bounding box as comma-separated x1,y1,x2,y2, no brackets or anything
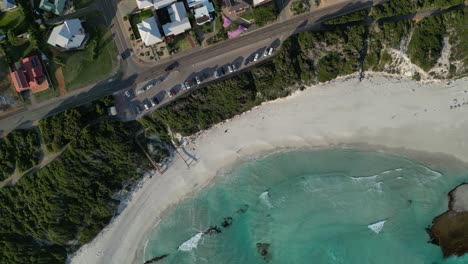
143,149,468,264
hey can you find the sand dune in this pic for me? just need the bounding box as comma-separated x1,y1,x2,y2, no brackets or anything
70,74,468,264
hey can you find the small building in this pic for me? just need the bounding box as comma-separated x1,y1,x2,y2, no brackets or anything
223,0,249,16
0,0,17,11
251,0,271,7
136,0,153,9
47,19,87,50
162,2,192,36
188,0,215,25
9,55,49,94
137,17,163,46
136,0,176,10
39,0,66,15
153,0,176,10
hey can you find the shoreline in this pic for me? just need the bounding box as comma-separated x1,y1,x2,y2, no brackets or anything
70,74,468,264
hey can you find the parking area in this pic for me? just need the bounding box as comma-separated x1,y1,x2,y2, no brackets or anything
114,37,281,117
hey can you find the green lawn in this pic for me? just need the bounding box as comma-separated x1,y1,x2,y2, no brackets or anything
168,34,193,53
241,11,254,21
253,2,278,27
0,53,17,101
129,10,154,39
62,30,118,91
32,87,59,103
0,9,27,32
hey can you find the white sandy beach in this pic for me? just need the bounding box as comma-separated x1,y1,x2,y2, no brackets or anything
71,74,468,264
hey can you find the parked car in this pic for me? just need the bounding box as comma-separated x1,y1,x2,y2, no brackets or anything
152,97,160,105
145,84,154,90
227,65,233,73
263,49,268,57
232,64,237,72
195,76,201,85
167,90,173,98
220,67,226,75
184,81,191,89
136,89,144,95
135,105,142,114
143,103,149,110
214,69,219,78
254,53,259,62
165,61,179,72
150,99,156,107
170,88,177,96
268,47,274,56
124,90,131,98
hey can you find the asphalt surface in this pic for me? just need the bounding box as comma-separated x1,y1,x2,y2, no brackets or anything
0,0,384,134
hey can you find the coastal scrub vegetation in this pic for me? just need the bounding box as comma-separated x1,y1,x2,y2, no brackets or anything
322,8,370,25
369,0,464,19
0,4,467,264
0,129,41,180
0,121,148,263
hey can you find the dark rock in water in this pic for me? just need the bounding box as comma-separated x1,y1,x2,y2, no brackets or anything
221,217,233,228
428,183,468,258
237,204,249,214
256,243,271,262
143,254,169,264
204,226,222,235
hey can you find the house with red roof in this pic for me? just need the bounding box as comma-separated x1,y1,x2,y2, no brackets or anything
9,55,49,94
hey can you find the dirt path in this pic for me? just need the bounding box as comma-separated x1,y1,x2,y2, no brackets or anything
55,67,66,95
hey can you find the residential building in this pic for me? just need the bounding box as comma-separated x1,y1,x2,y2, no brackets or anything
162,2,192,36
47,19,87,50
39,0,66,15
188,0,214,25
153,0,176,9
0,0,17,11
136,0,176,10
9,55,49,94
223,0,249,15
251,0,271,7
137,17,163,46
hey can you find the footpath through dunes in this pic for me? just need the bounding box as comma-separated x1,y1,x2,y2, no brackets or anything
70,75,468,264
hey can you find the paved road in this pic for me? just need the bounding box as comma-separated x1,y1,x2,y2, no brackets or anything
0,0,383,134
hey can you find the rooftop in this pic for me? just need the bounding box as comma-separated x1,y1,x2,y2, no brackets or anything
39,0,66,15
162,2,192,36
137,17,163,46
9,55,49,94
47,19,86,50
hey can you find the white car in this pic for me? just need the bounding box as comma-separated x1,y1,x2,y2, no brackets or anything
263,49,268,57
124,91,131,98
181,83,187,90
150,100,156,107
214,70,219,78
145,84,154,90
232,64,237,71
136,89,144,95
195,76,201,85
254,53,259,62
167,90,173,98
143,103,149,110
268,47,274,56
227,65,233,73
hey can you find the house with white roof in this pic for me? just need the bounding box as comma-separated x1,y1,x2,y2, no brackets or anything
137,17,163,46
47,19,87,50
188,0,214,25
136,0,176,10
162,2,192,36
136,0,153,9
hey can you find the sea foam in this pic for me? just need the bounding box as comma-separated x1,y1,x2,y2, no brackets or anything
368,220,386,234
178,232,203,252
259,191,273,208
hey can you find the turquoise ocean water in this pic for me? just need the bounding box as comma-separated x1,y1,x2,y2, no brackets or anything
143,149,468,264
